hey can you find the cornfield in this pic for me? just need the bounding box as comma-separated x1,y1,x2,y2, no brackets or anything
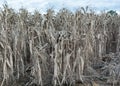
0,5,120,86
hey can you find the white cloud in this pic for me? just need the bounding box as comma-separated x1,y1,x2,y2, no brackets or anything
0,0,120,13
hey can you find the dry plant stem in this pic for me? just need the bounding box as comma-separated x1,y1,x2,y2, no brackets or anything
0,5,120,86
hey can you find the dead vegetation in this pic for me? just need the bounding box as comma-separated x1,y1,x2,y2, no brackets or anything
0,5,120,86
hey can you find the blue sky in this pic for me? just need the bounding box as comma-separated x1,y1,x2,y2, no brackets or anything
0,0,120,13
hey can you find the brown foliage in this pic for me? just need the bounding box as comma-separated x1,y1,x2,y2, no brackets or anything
0,5,120,86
